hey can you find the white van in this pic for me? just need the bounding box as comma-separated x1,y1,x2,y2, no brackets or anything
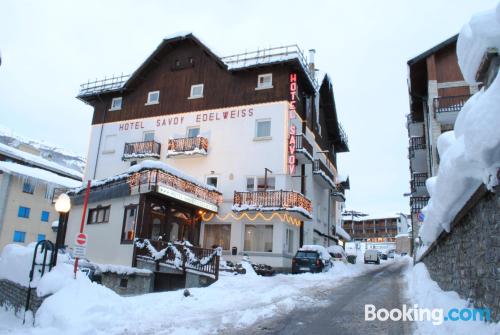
364,249,380,264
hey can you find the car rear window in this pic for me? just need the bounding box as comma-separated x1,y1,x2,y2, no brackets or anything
295,251,318,259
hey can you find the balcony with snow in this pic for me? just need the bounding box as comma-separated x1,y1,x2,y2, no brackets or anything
122,141,161,161
410,196,429,214
312,159,336,189
433,95,471,125
408,136,426,172
411,172,428,196
294,134,313,164
166,136,208,158
232,190,313,221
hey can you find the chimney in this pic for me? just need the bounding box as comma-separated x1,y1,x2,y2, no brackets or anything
308,49,316,73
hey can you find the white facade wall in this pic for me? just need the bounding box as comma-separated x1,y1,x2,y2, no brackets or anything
70,101,342,268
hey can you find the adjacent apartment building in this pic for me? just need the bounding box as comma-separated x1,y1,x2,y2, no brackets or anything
406,35,478,237
64,33,350,275
0,130,83,251
342,213,401,243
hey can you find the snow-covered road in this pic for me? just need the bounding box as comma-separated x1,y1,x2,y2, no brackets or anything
0,257,393,335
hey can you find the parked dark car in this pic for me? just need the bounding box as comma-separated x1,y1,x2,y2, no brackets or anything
292,249,331,274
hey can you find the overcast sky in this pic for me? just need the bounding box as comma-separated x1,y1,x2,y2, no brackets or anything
0,0,496,216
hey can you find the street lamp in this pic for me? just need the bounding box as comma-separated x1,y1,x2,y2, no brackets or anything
53,193,71,266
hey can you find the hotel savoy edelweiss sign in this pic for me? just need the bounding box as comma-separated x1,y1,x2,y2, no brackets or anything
156,185,218,212
288,73,297,175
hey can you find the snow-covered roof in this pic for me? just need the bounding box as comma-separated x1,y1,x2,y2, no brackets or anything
0,161,82,188
72,160,219,194
335,225,351,241
0,125,85,173
457,3,500,84
0,142,83,180
327,245,345,254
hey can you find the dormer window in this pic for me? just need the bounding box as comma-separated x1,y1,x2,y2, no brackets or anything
189,84,204,99
110,97,122,111
146,91,160,105
256,73,273,90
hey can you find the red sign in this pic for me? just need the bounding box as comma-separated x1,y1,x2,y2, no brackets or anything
288,73,298,175
289,125,297,174
75,233,88,247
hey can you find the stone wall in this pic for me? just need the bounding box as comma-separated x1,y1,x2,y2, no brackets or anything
420,187,499,322
0,279,47,313
100,271,154,296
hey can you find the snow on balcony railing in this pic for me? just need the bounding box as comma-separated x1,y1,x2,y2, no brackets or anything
433,95,471,114
233,190,312,218
221,45,318,89
167,137,208,157
78,74,130,97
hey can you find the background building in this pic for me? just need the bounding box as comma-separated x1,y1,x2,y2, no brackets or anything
0,127,83,251
342,213,400,243
406,35,478,242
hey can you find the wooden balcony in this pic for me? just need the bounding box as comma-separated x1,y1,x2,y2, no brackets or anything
295,134,313,163
313,159,336,189
167,137,209,157
123,141,161,160
433,95,471,124
233,190,312,220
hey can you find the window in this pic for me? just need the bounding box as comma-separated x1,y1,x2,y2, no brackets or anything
13,231,26,243
256,177,275,191
244,225,273,252
285,228,294,254
246,176,275,191
187,127,200,138
256,73,273,89
22,180,35,194
37,234,46,242
41,211,50,222
143,131,155,142
206,176,218,189
255,119,271,139
189,84,204,99
146,91,160,105
18,206,30,219
121,205,137,243
110,97,122,111
102,134,116,154
88,206,111,225
203,224,231,250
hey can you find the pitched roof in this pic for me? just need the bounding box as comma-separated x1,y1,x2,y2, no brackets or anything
407,34,458,66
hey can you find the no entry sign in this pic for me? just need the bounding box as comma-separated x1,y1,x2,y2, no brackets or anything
73,233,88,258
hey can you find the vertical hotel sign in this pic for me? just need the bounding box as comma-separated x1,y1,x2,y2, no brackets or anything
288,73,297,175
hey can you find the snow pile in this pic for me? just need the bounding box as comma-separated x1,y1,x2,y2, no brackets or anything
335,225,351,241
457,2,500,83
0,243,47,287
406,263,499,334
96,264,152,276
419,4,500,247
1,257,379,334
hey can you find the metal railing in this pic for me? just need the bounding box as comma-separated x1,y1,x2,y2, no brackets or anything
411,173,428,192
433,95,471,114
411,196,430,214
221,45,318,88
408,136,426,158
313,159,335,185
295,134,313,159
78,74,130,96
167,137,208,154
123,141,161,160
233,190,312,215
135,239,220,280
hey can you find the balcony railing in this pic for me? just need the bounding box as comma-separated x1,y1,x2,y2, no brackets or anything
233,190,312,217
408,136,426,159
313,159,336,188
411,173,428,192
167,137,208,157
78,74,130,97
123,141,161,160
411,196,430,214
295,134,313,161
433,95,471,114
